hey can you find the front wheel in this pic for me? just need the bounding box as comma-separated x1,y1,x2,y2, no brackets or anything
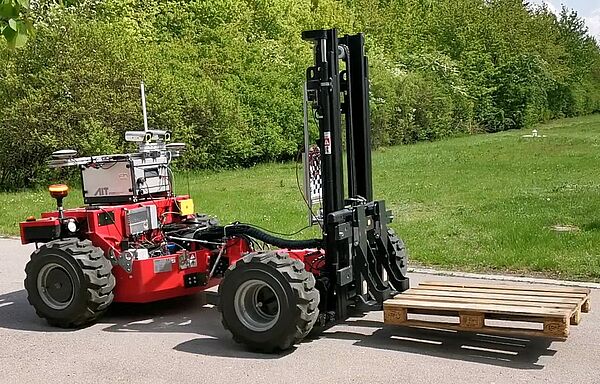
24,238,115,328
218,250,320,353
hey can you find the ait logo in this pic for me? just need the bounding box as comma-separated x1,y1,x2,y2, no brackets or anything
94,187,109,196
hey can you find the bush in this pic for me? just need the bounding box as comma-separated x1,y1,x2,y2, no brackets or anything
0,0,599,189
0,14,151,188
370,51,472,145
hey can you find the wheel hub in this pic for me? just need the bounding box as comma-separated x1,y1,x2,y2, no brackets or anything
37,263,74,310
233,279,280,332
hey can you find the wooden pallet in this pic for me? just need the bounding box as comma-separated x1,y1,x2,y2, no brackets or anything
383,281,591,339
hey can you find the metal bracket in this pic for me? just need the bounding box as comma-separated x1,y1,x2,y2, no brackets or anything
334,222,352,240
116,249,134,273
336,265,353,286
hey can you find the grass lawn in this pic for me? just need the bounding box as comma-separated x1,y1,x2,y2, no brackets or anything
2,115,600,280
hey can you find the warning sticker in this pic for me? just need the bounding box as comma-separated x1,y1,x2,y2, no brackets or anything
324,131,332,155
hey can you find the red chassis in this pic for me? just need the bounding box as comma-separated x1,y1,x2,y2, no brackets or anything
20,196,323,304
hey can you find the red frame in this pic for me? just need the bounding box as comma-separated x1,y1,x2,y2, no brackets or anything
20,196,322,303
115,251,209,302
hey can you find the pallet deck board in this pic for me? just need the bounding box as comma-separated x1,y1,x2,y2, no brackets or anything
383,281,592,339
411,285,588,299
398,293,577,310
405,288,583,305
386,319,568,340
384,298,570,318
420,281,591,295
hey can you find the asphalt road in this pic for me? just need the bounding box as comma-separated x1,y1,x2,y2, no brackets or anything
0,238,598,384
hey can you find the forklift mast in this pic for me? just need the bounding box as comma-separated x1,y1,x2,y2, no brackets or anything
302,29,409,321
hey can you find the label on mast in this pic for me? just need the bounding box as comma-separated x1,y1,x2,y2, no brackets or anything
324,131,332,155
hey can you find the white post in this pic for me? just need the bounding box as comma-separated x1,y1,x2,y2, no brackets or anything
141,81,148,133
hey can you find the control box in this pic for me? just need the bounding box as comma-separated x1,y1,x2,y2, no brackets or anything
81,155,170,205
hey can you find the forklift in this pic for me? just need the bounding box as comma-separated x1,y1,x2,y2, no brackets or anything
18,29,410,353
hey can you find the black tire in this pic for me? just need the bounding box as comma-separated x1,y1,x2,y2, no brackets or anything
387,228,410,292
218,250,319,353
24,238,115,328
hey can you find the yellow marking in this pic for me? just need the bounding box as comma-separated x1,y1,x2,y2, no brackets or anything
179,199,194,215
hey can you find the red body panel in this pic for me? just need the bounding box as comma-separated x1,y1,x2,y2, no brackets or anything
38,197,182,254
19,196,323,304
20,218,60,229
21,197,221,303
19,218,60,244
288,249,325,275
113,250,214,303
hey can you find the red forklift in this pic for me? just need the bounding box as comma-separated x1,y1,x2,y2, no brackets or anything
19,29,410,352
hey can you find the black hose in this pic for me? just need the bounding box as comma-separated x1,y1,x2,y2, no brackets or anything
195,224,323,250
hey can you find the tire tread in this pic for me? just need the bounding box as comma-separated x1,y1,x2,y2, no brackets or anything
219,250,319,352
25,238,115,328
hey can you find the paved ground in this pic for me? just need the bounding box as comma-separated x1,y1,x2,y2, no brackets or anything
0,238,598,384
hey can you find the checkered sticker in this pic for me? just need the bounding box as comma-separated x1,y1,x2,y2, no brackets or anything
307,144,322,204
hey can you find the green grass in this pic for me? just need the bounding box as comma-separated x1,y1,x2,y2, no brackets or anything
3,115,600,280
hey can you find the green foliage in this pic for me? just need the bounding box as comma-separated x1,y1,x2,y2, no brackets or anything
0,0,33,48
0,0,599,189
370,52,470,145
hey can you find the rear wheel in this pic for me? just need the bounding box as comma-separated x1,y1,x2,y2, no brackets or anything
24,238,115,328
218,250,319,353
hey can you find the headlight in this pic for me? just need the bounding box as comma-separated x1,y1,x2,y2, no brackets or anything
67,219,77,233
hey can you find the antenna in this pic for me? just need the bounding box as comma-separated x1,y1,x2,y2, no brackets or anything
141,81,148,132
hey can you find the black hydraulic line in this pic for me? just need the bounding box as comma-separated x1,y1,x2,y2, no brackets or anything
194,224,323,250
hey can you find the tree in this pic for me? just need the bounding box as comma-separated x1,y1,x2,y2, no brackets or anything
0,0,33,49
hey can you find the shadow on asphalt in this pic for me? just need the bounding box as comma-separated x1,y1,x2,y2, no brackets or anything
0,288,292,359
103,295,294,359
0,289,556,367
322,319,555,370
0,289,73,332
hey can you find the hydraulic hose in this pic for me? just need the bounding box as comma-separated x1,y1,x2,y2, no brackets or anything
195,224,323,250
